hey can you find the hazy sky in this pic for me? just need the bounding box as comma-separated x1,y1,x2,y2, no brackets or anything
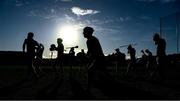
0,0,180,58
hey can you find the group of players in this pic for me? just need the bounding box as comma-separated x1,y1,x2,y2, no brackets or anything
23,26,167,87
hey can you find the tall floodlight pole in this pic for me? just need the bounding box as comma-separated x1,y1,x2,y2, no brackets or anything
160,17,163,37
176,12,179,53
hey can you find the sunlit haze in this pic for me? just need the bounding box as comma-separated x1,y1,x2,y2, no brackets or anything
58,25,79,46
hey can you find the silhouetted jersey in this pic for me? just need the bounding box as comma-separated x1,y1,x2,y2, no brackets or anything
23,38,39,56
128,48,136,62
69,49,75,57
146,51,153,64
56,43,64,59
86,36,104,60
77,51,86,59
147,51,152,57
157,38,166,57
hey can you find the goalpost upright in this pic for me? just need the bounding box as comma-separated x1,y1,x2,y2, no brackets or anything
160,12,180,54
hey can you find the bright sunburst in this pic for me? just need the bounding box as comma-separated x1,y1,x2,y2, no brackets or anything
58,25,79,46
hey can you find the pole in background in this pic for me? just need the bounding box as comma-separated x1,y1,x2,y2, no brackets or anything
160,17,163,37
176,12,179,53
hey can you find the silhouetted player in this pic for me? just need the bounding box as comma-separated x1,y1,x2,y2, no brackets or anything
37,43,44,59
145,49,153,69
69,47,76,76
23,32,40,79
53,38,64,75
115,48,126,68
77,49,87,66
126,45,136,75
35,43,44,74
77,49,87,72
140,50,148,67
69,47,75,66
141,50,147,60
153,33,166,80
83,26,106,89
145,49,154,78
69,47,75,56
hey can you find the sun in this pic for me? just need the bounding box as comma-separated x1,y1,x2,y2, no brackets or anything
58,25,79,46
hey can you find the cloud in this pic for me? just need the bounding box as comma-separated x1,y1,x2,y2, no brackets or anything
71,7,100,16
136,0,156,2
119,16,132,22
161,0,176,3
27,8,58,20
140,16,152,20
51,8,56,14
64,14,76,22
55,0,72,2
94,16,131,25
14,0,23,6
78,16,132,26
60,0,72,2
4,0,29,7
27,10,37,17
136,0,176,3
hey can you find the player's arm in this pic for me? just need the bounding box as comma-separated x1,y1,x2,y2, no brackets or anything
41,44,44,49
35,41,40,49
62,45,64,54
22,39,26,52
87,59,96,70
127,50,130,54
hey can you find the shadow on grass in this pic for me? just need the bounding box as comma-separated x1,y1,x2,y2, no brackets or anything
35,73,63,100
92,72,165,100
69,75,94,100
0,77,36,99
